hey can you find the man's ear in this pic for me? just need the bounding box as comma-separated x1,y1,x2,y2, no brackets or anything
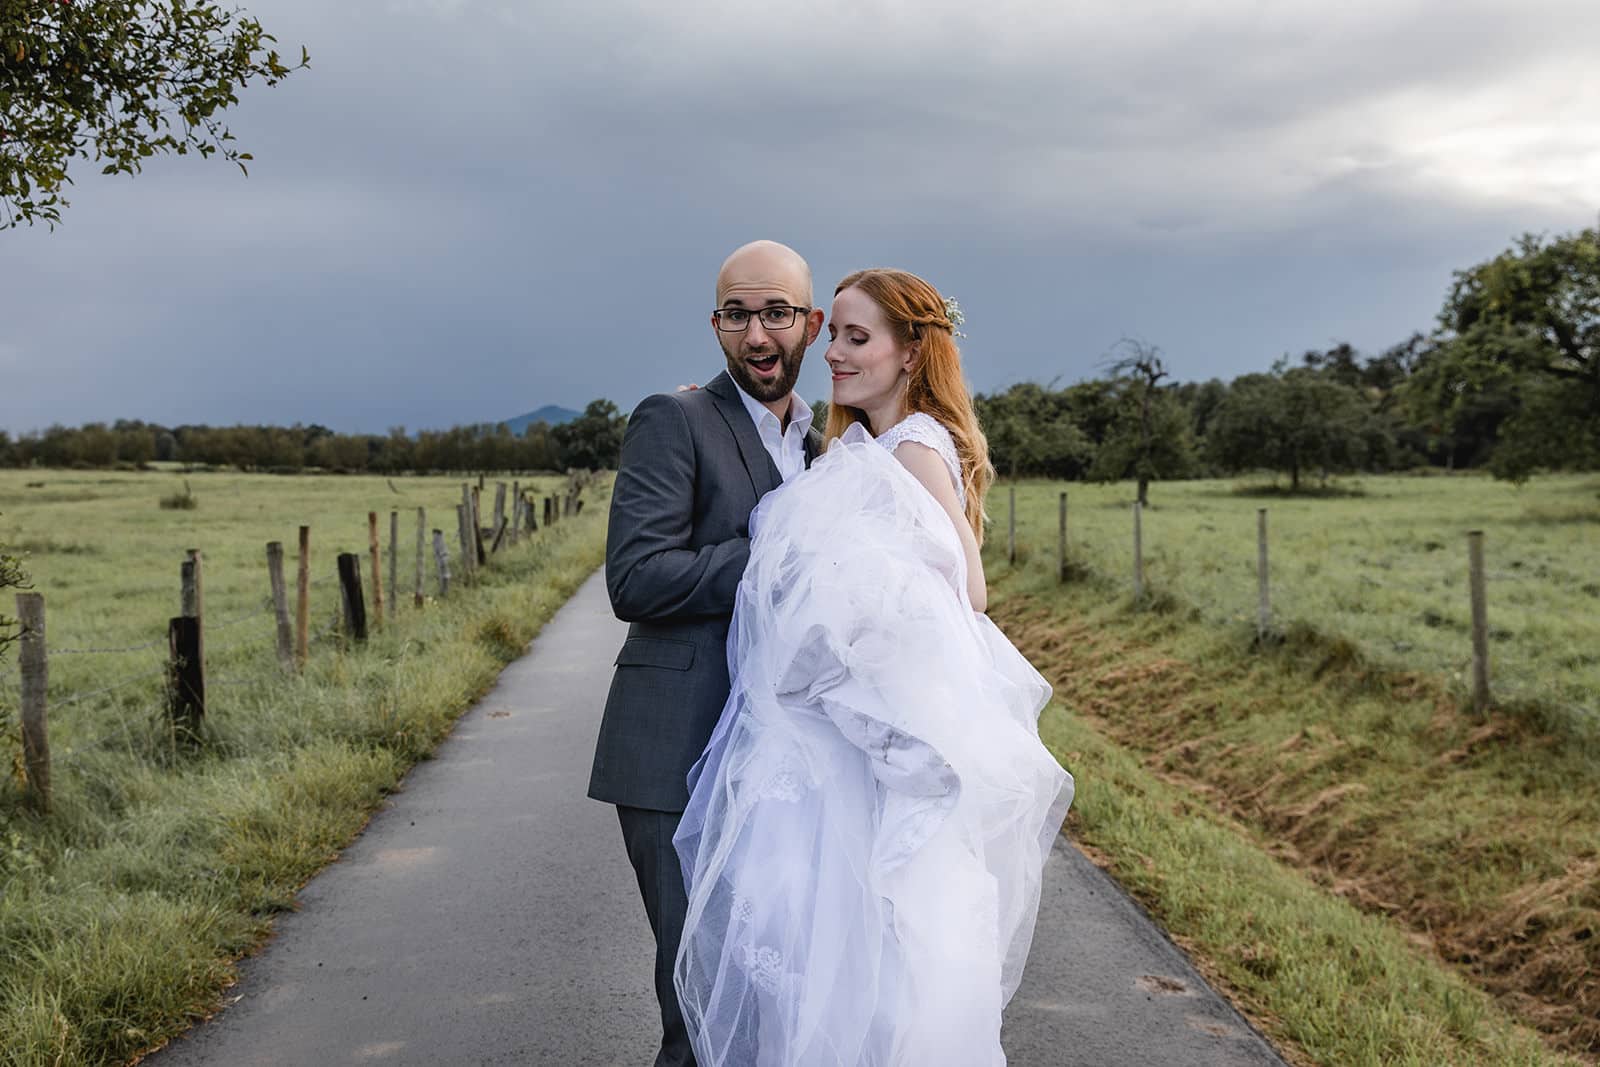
805,307,825,345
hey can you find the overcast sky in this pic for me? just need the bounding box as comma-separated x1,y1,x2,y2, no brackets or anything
3,0,1597,433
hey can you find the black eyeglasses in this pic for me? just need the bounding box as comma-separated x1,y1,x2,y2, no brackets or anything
713,305,809,333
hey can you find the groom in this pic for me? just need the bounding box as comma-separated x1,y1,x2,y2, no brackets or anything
588,240,825,1066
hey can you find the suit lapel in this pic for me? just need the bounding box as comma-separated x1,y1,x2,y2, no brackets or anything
705,372,780,499
803,427,822,468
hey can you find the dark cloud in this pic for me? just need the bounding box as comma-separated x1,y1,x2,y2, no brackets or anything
2,0,1595,431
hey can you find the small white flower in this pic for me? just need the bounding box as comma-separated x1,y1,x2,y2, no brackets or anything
943,296,967,338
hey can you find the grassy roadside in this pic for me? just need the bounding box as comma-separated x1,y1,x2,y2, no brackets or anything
0,494,607,1066
986,551,1596,1064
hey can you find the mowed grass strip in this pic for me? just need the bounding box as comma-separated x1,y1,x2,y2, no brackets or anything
0,476,607,1067
986,543,1597,1062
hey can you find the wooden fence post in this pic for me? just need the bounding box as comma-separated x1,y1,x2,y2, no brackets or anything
1256,508,1271,638
433,529,451,597
167,615,204,744
367,512,385,630
1057,491,1068,582
544,496,553,527
492,483,507,549
414,507,427,607
17,593,49,813
296,525,310,668
388,510,399,621
1133,500,1144,604
266,542,294,670
1468,530,1490,712
337,553,368,642
456,504,474,582
526,493,538,532
471,486,487,564
180,551,207,697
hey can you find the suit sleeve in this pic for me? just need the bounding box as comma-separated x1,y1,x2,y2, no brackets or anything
606,394,750,622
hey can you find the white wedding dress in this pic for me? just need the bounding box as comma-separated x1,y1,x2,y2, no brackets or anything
673,414,1074,1066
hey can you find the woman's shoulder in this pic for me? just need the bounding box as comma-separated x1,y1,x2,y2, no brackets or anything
877,411,955,453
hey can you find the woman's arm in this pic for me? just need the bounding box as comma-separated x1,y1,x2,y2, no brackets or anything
892,442,987,613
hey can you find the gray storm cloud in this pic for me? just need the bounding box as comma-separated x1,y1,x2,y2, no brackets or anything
1,0,1595,431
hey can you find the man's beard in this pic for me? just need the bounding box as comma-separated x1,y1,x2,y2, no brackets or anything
722,330,807,404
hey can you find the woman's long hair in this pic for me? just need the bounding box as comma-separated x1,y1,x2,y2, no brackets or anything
824,268,995,545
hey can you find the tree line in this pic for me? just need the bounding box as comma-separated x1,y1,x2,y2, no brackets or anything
0,400,628,475
5,226,1593,488
973,224,1597,492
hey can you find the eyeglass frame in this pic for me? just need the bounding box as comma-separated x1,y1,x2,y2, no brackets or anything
711,304,811,333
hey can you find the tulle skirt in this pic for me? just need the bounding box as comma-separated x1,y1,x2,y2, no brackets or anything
673,425,1074,1066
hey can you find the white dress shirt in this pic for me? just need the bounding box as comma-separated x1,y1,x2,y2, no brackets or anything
734,383,812,484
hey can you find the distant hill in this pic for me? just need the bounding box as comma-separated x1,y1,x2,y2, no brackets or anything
501,405,581,434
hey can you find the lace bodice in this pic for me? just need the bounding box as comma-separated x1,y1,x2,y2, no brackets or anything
876,412,965,506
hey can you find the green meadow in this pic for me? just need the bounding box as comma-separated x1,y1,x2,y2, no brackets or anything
984,470,1600,1063
995,472,1600,735
0,468,608,1066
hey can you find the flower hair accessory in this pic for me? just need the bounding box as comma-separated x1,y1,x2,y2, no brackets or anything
942,296,967,338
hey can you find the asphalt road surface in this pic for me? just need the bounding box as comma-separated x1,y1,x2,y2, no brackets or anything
148,570,1287,1067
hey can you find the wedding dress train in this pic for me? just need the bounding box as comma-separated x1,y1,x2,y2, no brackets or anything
673,420,1074,1066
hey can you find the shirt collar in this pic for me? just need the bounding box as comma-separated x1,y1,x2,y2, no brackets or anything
733,380,811,436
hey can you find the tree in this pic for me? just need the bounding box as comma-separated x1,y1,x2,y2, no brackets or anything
0,538,27,665
1403,227,1600,480
1,0,308,228
553,399,626,470
975,383,1092,479
1208,366,1376,490
1087,340,1193,505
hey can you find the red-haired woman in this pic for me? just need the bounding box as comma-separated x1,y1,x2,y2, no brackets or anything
674,270,1073,1065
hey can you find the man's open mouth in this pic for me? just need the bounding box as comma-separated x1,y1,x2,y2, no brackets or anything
748,354,781,374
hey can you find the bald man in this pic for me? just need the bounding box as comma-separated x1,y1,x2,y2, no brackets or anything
589,241,824,1066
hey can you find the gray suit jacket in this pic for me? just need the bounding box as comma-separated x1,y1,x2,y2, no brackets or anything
588,371,821,812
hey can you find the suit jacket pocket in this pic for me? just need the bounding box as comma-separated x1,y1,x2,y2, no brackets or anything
614,636,696,671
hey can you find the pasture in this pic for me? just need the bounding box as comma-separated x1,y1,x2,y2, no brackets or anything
0,467,572,755
996,471,1600,733
0,466,609,1065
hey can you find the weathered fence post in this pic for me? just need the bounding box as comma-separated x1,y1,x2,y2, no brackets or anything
17,593,50,813
432,529,451,597
167,615,204,744
1007,485,1017,565
526,493,538,532
1468,530,1490,712
455,504,471,582
367,512,385,630
266,542,294,670
492,483,507,548
337,553,368,642
1057,491,1068,582
471,486,487,564
1256,508,1271,638
414,507,427,607
296,525,310,668
544,496,553,527
181,550,206,696
1132,500,1145,604
388,510,399,621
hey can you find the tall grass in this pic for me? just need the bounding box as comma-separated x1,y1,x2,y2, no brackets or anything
983,476,1600,1061
0,468,607,1066
996,472,1599,737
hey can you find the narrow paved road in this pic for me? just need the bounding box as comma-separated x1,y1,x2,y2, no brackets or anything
149,571,1286,1066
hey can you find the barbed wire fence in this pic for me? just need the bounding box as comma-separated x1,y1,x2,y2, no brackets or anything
4,476,591,813
997,484,1598,731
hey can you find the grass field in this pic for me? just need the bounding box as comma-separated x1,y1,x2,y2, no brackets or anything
996,472,1600,736
0,467,608,1066
983,471,1600,1063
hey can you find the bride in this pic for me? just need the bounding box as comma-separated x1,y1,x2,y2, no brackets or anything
673,268,1074,1066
